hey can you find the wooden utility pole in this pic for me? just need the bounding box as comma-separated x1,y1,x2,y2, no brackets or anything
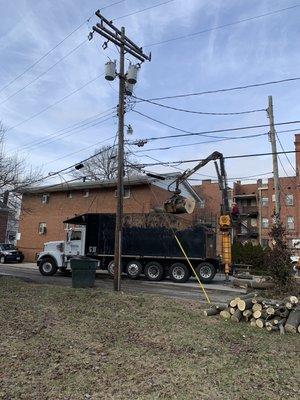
267,95,281,226
92,11,150,291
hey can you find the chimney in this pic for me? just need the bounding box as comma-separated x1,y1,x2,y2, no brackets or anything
294,134,300,176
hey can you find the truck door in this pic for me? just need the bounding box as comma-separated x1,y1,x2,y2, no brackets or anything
65,227,86,256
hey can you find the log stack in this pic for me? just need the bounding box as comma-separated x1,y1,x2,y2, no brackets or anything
204,294,300,334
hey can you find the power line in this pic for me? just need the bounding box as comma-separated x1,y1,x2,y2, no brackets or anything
129,128,300,154
0,39,88,106
139,77,300,102
132,95,266,116
11,107,116,152
114,0,175,21
0,0,124,95
132,150,300,167
276,132,297,173
144,4,300,47
131,109,300,141
6,73,104,134
20,113,116,154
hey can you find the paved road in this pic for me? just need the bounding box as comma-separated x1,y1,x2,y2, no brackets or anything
0,263,246,305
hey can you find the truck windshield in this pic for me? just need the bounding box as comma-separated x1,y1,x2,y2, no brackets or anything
70,231,82,241
0,244,16,250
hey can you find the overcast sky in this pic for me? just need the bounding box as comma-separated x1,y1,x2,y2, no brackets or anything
0,0,299,185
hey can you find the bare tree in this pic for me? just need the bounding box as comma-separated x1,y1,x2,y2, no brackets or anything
72,145,138,181
0,123,42,197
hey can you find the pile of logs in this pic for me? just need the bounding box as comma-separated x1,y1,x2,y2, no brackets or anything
204,294,300,334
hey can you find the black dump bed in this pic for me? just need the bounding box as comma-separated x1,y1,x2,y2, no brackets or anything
64,213,215,260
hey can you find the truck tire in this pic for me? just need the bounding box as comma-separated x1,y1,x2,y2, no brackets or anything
196,262,216,283
126,260,142,279
169,262,190,283
144,261,164,281
39,257,58,276
107,261,115,277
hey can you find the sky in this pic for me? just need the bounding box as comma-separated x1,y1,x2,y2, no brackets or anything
0,0,300,186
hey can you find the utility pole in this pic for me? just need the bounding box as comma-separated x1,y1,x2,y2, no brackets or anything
267,95,281,227
91,11,150,291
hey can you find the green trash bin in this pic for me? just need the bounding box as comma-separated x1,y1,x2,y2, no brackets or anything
70,257,98,288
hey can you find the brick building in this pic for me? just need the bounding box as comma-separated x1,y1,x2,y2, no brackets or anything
193,134,300,256
18,175,201,261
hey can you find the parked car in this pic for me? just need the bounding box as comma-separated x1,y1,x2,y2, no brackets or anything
0,243,24,264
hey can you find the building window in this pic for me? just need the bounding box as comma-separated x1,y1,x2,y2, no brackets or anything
83,190,89,198
261,238,269,248
114,188,130,199
286,216,295,230
261,197,268,207
67,191,73,199
38,222,47,235
250,218,257,227
285,194,294,206
262,218,269,228
41,194,49,204
272,194,275,202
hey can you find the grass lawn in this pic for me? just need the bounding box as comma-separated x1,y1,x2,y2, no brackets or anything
0,277,299,400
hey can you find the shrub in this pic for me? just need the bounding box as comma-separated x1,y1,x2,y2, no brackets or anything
232,241,267,272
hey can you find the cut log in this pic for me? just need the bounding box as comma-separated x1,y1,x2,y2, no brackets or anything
275,308,290,318
243,310,253,318
274,318,287,326
256,318,266,328
266,325,279,332
252,303,263,312
203,305,227,316
231,309,243,322
279,324,285,335
229,299,237,307
250,318,257,327
220,309,231,320
249,281,275,290
266,307,275,316
285,309,300,333
253,310,262,319
238,298,253,311
285,295,298,305
229,307,236,315
297,325,300,333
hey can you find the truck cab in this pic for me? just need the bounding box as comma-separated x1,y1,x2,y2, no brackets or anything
37,226,86,276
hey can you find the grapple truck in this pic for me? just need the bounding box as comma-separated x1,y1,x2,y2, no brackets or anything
37,213,220,283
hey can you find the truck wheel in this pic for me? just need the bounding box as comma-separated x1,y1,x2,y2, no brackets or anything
39,258,58,276
144,261,164,281
169,262,190,283
196,262,216,283
126,260,142,279
107,261,115,277
0,255,6,264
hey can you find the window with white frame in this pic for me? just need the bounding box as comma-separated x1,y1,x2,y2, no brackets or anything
251,218,257,227
285,194,294,206
38,222,47,235
83,190,89,198
261,197,268,206
286,216,295,230
272,194,275,202
114,188,130,199
262,218,269,228
41,194,49,204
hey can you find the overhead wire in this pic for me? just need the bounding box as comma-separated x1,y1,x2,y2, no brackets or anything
131,95,266,116
144,4,300,48
113,0,175,21
0,39,88,106
131,110,300,142
137,77,300,102
0,0,124,94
